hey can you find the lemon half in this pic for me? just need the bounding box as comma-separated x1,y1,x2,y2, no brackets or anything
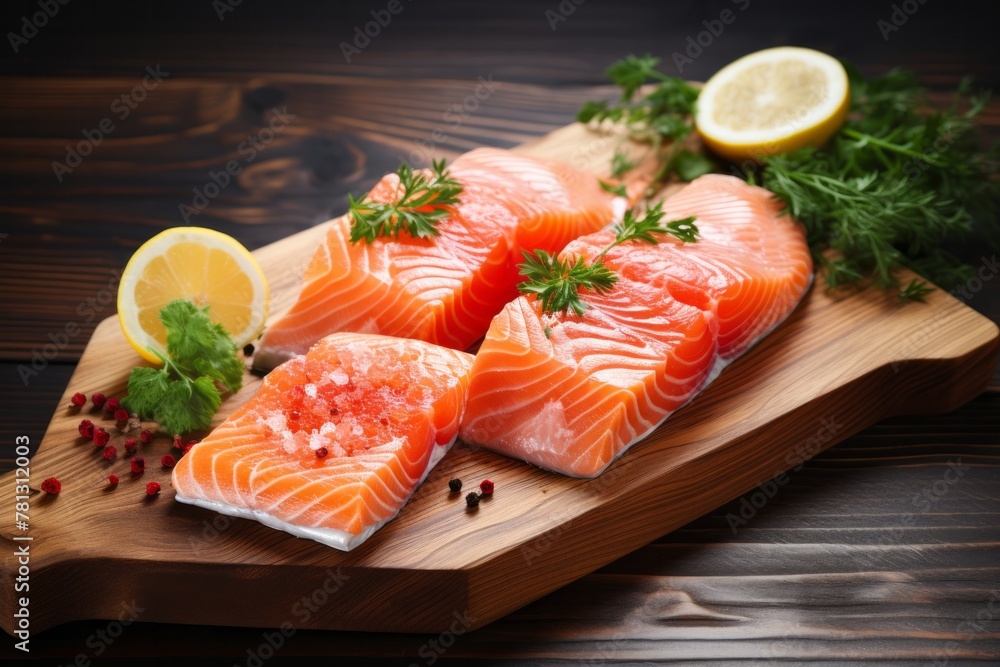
118,227,269,363
695,46,850,163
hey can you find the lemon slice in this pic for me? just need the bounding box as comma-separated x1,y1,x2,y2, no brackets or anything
118,227,269,363
695,46,850,163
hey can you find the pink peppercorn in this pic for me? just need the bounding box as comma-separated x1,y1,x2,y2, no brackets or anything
145,481,160,497
161,454,176,468
130,456,145,474
93,428,110,447
91,393,106,409
78,419,95,439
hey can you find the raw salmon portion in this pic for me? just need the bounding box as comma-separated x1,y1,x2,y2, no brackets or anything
460,175,812,477
254,148,623,371
172,333,474,551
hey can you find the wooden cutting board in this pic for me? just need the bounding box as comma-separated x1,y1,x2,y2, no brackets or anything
2,121,997,637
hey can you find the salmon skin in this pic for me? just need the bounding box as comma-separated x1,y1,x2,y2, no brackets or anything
253,148,625,372
459,175,813,478
172,333,474,551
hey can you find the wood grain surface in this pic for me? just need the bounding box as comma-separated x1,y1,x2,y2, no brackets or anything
1,0,999,662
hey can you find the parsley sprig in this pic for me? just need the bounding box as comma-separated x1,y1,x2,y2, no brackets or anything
348,159,463,243
518,203,698,315
122,299,243,435
577,54,714,188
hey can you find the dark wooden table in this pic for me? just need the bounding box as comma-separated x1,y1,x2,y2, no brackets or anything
2,1,998,663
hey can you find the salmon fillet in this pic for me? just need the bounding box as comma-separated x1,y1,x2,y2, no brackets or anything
459,175,813,477
253,148,623,371
172,333,474,551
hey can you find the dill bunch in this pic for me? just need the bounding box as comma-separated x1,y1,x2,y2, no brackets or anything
757,66,1000,298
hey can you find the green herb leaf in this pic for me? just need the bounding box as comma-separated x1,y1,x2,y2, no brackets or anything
897,279,935,302
121,367,170,417
598,179,628,197
161,299,243,393
349,159,463,244
155,375,222,436
518,250,618,317
759,67,999,296
122,298,244,435
578,55,705,189
519,205,698,315
610,150,640,178
671,150,715,182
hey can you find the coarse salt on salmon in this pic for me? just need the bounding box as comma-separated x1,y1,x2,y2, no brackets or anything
172,333,474,551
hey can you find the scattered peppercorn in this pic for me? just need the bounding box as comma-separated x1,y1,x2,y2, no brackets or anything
480,479,494,496
465,492,481,508
92,428,110,447
139,429,153,444
107,474,119,488
182,439,199,455
172,434,183,449
130,456,145,474
105,397,120,412
103,445,118,461
91,392,106,409
113,408,129,422
41,477,61,494
71,392,86,407
244,343,255,356
123,437,138,451
145,481,161,497
161,454,176,468
78,419,95,439
448,478,463,493
315,447,329,459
